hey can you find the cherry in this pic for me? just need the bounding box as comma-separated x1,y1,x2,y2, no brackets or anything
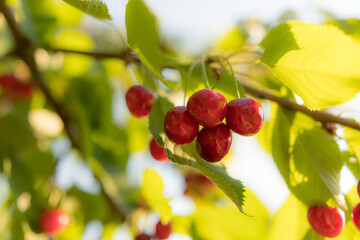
135,233,150,240
39,209,69,235
226,98,264,136
184,171,215,197
357,179,360,198
164,106,198,145
307,205,343,238
150,138,170,162
155,221,171,239
186,89,228,128
125,85,154,118
0,74,34,99
352,203,360,230
196,123,232,162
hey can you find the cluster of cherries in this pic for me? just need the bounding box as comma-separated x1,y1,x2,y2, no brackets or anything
125,85,264,163
307,180,360,238
135,220,172,240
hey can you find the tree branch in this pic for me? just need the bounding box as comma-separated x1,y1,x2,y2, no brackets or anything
49,47,360,131
242,84,360,131
52,48,140,64
53,46,360,132
0,0,127,221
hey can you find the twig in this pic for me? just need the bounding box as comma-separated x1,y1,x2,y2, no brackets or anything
242,83,360,131
51,47,360,132
52,48,139,64
0,0,127,221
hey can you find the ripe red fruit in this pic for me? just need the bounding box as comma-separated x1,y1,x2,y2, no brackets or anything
156,221,171,239
150,138,170,162
186,89,228,128
39,209,69,235
226,98,264,136
164,106,198,145
196,123,232,162
135,233,150,240
352,203,360,230
125,85,154,118
307,205,343,238
184,172,215,197
0,74,34,99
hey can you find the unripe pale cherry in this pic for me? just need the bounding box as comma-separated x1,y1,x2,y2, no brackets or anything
156,221,171,239
186,89,228,128
196,123,232,162
164,106,199,145
150,138,170,162
352,203,360,231
135,233,150,240
226,98,264,136
125,85,154,118
39,209,69,235
307,205,343,238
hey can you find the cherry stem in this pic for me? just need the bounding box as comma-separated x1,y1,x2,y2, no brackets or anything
221,56,244,98
184,62,198,106
201,54,210,89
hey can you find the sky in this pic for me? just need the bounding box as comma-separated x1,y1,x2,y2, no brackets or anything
106,0,360,53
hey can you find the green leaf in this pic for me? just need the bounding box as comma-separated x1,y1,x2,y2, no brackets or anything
177,189,269,240
148,97,246,213
125,0,178,89
270,105,344,206
141,169,173,223
268,195,310,240
261,21,360,110
10,209,25,240
21,0,58,47
344,127,360,161
63,0,111,20
215,28,244,52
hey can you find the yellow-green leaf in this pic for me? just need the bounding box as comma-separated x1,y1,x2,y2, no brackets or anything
261,21,360,110
344,127,360,160
216,28,244,52
141,169,173,223
268,195,310,240
63,0,111,20
126,0,179,89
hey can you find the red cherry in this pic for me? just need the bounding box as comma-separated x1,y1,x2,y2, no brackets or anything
357,180,360,198
307,205,343,238
352,203,360,230
125,85,154,118
195,123,232,162
0,74,17,89
198,174,214,186
150,138,170,162
39,209,69,235
186,89,228,128
156,221,171,239
226,98,264,136
184,172,215,197
164,106,198,145
0,74,34,99
135,233,150,240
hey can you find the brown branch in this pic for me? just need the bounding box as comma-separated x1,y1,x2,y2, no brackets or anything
0,0,127,221
52,46,360,132
52,48,139,64
242,84,360,131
